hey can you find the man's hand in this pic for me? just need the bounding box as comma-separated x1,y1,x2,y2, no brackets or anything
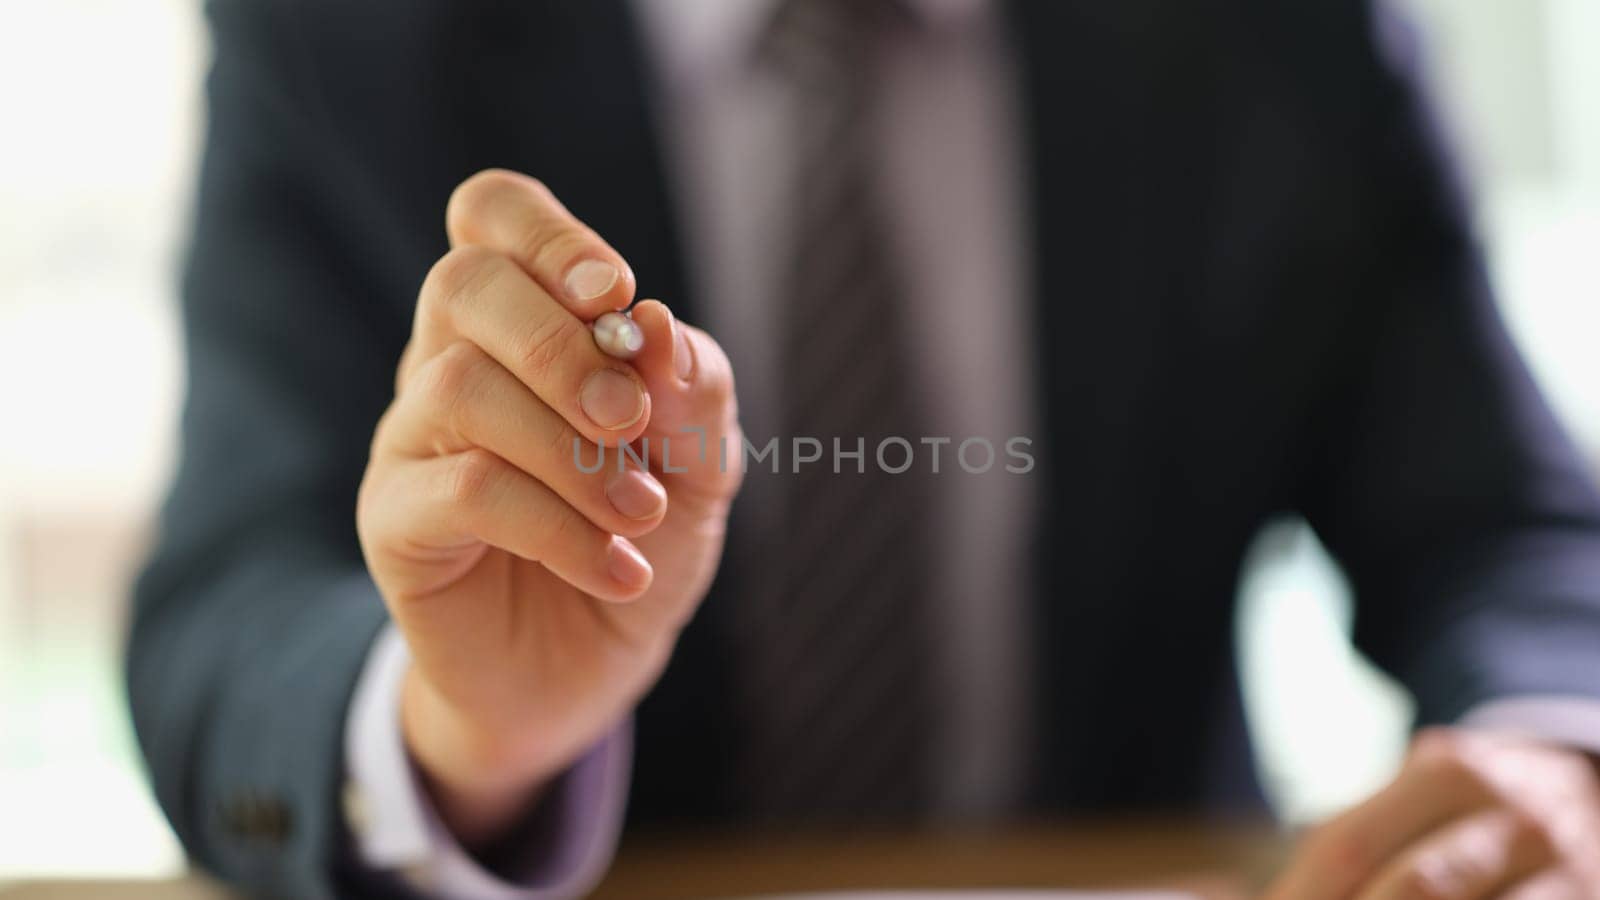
1265,728,1600,899
356,169,743,847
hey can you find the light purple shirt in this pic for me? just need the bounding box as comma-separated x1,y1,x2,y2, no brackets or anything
340,1,1600,897
345,627,630,899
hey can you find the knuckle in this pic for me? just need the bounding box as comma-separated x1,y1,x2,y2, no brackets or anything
355,472,391,548
1303,823,1369,877
1545,751,1599,790
393,341,417,392
1409,732,1486,790
355,470,378,525
446,169,579,274
447,168,526,232
1505,809,1560,860
514,172,553,201
1409,727,1485,768
421,245,506,319
1430,755,1485,794
1411,727,1460,756
544,497,596,550
543,419,586,470
412,342,489,425
514,313,587,383
446,449,503,507
368,405,402,457
1393,863,1457,900
523,225,593,275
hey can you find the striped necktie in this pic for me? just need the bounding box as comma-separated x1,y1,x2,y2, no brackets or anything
734,0,939,822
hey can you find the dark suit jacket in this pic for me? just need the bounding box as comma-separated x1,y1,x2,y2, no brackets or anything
127,0,1600,896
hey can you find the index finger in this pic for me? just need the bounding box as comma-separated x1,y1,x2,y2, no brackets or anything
446,168,637,319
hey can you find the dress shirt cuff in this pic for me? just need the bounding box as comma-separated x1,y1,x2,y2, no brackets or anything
1459,695,1600,758
343,624,632,899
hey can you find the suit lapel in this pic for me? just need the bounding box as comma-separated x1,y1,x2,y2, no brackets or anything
1008,0,1170,570
1005,0,1224,807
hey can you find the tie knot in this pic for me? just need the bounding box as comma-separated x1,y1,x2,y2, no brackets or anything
759,0,908,82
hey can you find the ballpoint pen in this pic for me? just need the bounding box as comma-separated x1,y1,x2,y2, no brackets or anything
592,309,644,360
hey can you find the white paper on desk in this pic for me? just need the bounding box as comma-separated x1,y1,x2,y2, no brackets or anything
749,892,1192,899
748,883,1190,890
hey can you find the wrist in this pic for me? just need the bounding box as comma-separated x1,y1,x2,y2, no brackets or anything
399,665,560,848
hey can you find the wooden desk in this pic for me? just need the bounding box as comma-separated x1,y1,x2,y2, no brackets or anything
0,821,1290,899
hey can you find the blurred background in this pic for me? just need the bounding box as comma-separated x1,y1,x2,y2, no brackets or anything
0,0,1596,882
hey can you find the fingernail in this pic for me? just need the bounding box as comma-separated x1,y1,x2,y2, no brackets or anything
565,259,619,302
580,369,646,430
606,537,652,590
606,468,667,520
673,322,694,380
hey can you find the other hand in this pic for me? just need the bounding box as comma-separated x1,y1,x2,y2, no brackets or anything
1264,728,1600,899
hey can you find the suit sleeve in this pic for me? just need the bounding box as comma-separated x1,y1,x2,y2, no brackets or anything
124,0,410,895
1298,5,1600,728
